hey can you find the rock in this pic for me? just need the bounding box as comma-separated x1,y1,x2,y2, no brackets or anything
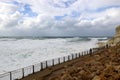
61,73,73,80
114,65,120,73
96,70,101,75
108,25,120,46
97,42,106,47
92,75,106,80
92,76,101,80
94,55,101,61
77,67,82,71
73,77,78,80
104,64,114,73
79,70,85,75
88,72,96,79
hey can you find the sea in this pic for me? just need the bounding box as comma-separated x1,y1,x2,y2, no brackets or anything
0,36,110,74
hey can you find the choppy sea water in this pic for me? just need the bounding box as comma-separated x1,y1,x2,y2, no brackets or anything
0,36,109,74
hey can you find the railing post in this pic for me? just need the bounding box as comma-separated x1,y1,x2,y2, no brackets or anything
79,52,81,57
68,55,70,60
52,59,54,66
63,56,65,62
76,53,77,58
22,68,24,78
46,61,48,68
72,54,74,59
10,72,12,80
58,58,60,64
82,52,83,56
33,65,34,74
41,62,43,70
89,48,92,55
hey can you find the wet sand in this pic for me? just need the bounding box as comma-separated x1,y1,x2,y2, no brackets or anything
20,43,120,80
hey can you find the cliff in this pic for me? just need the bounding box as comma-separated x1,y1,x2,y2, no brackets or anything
108,25,120,46
115,25,120,37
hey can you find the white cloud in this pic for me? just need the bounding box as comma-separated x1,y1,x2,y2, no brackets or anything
0,11,22,30
0,2,18,14
18,14,54,29
77,7,120,27
0,0,120,36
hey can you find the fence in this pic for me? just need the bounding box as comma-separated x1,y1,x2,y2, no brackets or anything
0,46,108,80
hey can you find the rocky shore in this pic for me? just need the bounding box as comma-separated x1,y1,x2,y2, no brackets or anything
20,25,120,80
44,44,120,80
20,43,120,80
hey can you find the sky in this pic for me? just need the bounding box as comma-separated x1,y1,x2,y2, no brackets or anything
0,0,120,36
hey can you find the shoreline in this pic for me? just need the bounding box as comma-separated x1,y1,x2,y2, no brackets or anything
19,44,118,80
17,40,120,80
0,37,102,75
0,37,116,80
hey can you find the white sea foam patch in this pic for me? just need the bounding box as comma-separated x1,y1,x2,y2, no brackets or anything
0,37,105,74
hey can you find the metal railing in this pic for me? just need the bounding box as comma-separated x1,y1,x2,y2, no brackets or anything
0,46,108,80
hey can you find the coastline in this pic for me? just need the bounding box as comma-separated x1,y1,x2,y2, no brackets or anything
18,42,120,80
1,25,120,80
0,36,102,75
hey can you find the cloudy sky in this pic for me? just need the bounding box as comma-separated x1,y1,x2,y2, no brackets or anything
0,0,120,36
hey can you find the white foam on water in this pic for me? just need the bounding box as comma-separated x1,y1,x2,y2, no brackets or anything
0,37,107,74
